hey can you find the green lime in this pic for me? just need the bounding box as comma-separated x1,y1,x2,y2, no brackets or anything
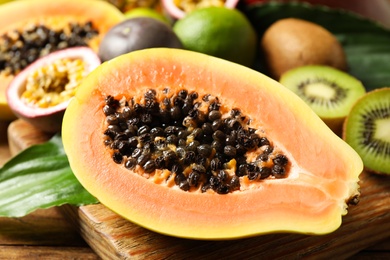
124,7,170,25
173,7,257,67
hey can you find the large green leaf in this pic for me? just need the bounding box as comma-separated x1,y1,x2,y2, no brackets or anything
243,2,390,91
0,134,98,217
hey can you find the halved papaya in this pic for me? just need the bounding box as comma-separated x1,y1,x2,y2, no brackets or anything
0,0,125,121
62,48,363,240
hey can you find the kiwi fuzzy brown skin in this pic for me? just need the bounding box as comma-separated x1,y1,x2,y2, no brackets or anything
261,18,347,80
342,87,390,175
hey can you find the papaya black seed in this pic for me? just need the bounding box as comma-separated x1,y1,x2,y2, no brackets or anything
150,127,165,137
184,151,196,164
212,140,224,153
273,154,288,166
195,155,208,167
112,152,123,164
122,106,133,118
248,171,260,181
225,134,236,146
257,153,269,162
212,130,225,142
259,137,270,147
125,158,137,169
237,164,249,176
143,160,156,173
178,89,188,99
178,129,189,139
188,171,200,186
263,145,274,154
131,148,142,158
197,144,212,157
106,114,118,125
201,122,213,135
178,139,187,147
209,175,221,189
155,156,165,169
224,145,236,157
192,128,203,140
208,101,220,111
189,91,198,100
186,140,200,152
137,153,150,166
216,183,230,194
114,133,128,141
259,167,272,179
176,147,186,159
217,170,228,182
163,150,177,162
103,105,116,115
272,165,286,178
192,164,206,174
230,176,240,190
210,157,222,171
208,110,222,121
174,173,186,185
235,144,246,156
166,134,178,145
179,180,190,191
170,106,182,120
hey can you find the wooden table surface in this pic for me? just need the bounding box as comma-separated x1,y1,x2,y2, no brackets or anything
1,119,389,259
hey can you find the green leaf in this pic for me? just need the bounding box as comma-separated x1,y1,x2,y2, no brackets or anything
0,134,98,217
243,2,390,91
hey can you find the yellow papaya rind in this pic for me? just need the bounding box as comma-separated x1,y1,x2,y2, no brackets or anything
62,48,363,239
0,0,125,121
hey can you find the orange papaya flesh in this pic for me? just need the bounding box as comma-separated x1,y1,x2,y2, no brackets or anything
0,0,125,121
62,48,363,239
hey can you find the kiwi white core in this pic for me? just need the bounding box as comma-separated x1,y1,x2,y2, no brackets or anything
375,118,390,142
305,82,336,101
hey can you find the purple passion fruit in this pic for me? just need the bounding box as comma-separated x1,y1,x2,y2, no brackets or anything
98,17,183,62
6,47,100,133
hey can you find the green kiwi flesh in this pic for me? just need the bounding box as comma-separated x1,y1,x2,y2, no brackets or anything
279,65,366,133
343,88,390,175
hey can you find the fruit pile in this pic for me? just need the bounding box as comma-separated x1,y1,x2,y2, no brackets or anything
0,0,388,240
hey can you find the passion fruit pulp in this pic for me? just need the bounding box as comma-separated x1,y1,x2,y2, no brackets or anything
6,47,101,133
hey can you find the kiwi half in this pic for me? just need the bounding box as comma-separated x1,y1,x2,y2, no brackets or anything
279,65,366,134
343,88,390,175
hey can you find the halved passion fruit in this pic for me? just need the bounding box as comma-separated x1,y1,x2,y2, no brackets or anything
162,0,239,20
6,47,100,133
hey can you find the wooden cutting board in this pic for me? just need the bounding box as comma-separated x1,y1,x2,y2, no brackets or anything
7,119,390,259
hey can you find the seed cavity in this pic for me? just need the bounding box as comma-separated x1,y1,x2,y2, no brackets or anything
0,21,98,76
103,88,290,194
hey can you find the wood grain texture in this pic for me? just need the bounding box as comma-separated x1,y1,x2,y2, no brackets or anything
61,170,390,260
6,119,390,259
0,245,99,260
7,119,53,156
